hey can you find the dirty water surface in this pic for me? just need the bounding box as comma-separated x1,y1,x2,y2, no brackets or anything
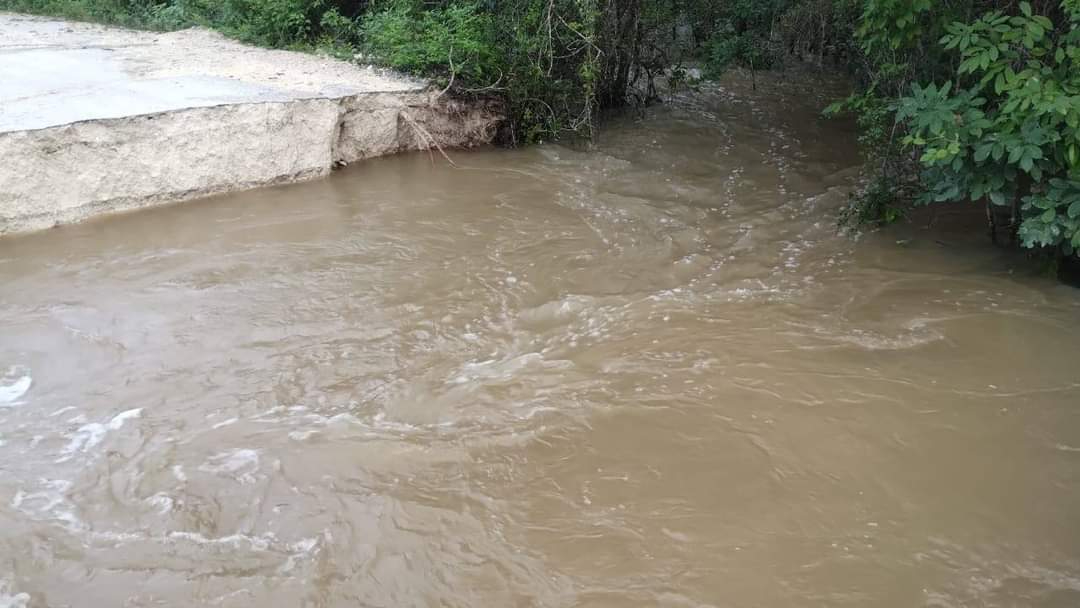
2,71,1080,607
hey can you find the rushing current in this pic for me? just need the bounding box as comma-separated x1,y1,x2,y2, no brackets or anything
2,70,1080,607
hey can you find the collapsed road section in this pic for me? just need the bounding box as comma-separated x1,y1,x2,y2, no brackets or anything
0,13,504,235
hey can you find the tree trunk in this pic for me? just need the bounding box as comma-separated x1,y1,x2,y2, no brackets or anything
595,0,641,108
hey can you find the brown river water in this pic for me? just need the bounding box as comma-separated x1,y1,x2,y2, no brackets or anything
2,71,1080,607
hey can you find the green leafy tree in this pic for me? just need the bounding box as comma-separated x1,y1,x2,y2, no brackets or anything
896,1,1080,252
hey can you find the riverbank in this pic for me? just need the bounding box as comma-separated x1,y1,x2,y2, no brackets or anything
0,13,505,236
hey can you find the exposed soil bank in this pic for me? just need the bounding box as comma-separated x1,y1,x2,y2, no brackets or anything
0,14,505,235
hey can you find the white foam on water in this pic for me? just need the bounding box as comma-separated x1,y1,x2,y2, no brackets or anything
11,479,72,513
10,479,85,531
168,530,272,550
831,325,943,351
369,411,430,433
171,465,188,481
0,367,32,407
165,530,321,567
288,429,319,441
0,581,29,608
211,417,239,429
199,448,261,484
56,408,143,462
451,352,572,385
146,493,174,514
279,536,321,573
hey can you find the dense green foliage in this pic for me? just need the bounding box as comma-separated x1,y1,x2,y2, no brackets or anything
359,1,496,83
0,0,366,51
896,3,1080,251
358,0,601,143
701,0,787,74
823,0,1080,263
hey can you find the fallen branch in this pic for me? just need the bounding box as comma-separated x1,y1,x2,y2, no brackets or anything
557,14,602,55
438,46,456,98
463,68,506,93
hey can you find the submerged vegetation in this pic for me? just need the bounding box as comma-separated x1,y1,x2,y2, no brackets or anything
833,0,1080,267
2,0,1079,265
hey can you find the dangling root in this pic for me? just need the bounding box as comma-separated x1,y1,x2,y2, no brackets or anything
400,110,457,167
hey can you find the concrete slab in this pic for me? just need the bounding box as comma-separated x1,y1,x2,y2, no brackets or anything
0,13,503,235
0,13,426,132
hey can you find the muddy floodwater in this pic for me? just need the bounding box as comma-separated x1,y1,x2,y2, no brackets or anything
2,71,1080,607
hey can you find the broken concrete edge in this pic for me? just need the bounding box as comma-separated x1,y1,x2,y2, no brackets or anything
0,89,506,236
0,87,428,137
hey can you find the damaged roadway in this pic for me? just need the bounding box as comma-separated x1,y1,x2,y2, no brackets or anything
0,13,504,235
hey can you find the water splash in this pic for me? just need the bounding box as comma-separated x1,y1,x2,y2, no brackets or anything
56,408,142,461
0,581,29,608
0,366,32,406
